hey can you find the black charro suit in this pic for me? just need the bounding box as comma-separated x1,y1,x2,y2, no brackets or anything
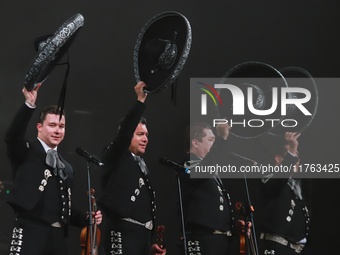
4,103,86,255
258,153,311,255
179,136,234,255
98,101,156,255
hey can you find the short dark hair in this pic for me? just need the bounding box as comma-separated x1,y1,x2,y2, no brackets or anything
185,122,212,152
38,105,65,124
118,116,147,131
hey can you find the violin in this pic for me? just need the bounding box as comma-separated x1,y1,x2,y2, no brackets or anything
80,188,101,255
156,225,166,249
235,202,246,255
235,201,257,255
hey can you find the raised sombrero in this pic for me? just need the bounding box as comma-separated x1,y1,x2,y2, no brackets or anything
133,11,192,93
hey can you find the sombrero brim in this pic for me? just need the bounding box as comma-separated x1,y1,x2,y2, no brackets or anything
133,11,192,93
219,61,288,139
24,13,84,91
269,66,318,136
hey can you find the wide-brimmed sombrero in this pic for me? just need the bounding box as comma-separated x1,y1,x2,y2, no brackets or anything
268,66,318,136
24,13,84,119
218,61,288,139
24,13,84,91
133,11,192,93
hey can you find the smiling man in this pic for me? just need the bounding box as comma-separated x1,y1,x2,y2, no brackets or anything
128,121,149,156
4,84,102,255
99,81,166,255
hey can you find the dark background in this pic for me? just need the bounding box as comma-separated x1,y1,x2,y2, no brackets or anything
1,0,339,254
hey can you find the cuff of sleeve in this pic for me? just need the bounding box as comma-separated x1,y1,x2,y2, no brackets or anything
25,101,36,109
287,150,298,158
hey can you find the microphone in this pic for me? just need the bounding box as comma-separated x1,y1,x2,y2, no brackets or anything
76,147,104,167
159,157,190,174
229,152,258,166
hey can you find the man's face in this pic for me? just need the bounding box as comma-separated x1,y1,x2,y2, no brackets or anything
129,123,148,156
37,113,65,149
193,128,215,158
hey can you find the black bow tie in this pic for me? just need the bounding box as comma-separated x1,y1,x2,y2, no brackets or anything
46,149,67,180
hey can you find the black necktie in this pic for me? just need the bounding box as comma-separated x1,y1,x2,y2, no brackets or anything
46,149,67,180
134,155,149,175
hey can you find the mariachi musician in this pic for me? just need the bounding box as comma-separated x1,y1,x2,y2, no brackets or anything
98,11,192,255
178,121,253,255
4,14,102,255
257,132,311,255
256,66,317,255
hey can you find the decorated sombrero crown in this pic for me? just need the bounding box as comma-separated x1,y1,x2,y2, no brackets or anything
24,13,84,91
133,11,192,93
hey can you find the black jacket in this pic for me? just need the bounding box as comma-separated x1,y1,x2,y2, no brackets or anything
258,153,311,243
5,104,86,228
179,136,234,232
98,101,155,224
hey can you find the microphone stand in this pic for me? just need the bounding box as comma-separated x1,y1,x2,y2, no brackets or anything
231,152,259,255
86,161,94,254
242,171,259,255
176,171,188,255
